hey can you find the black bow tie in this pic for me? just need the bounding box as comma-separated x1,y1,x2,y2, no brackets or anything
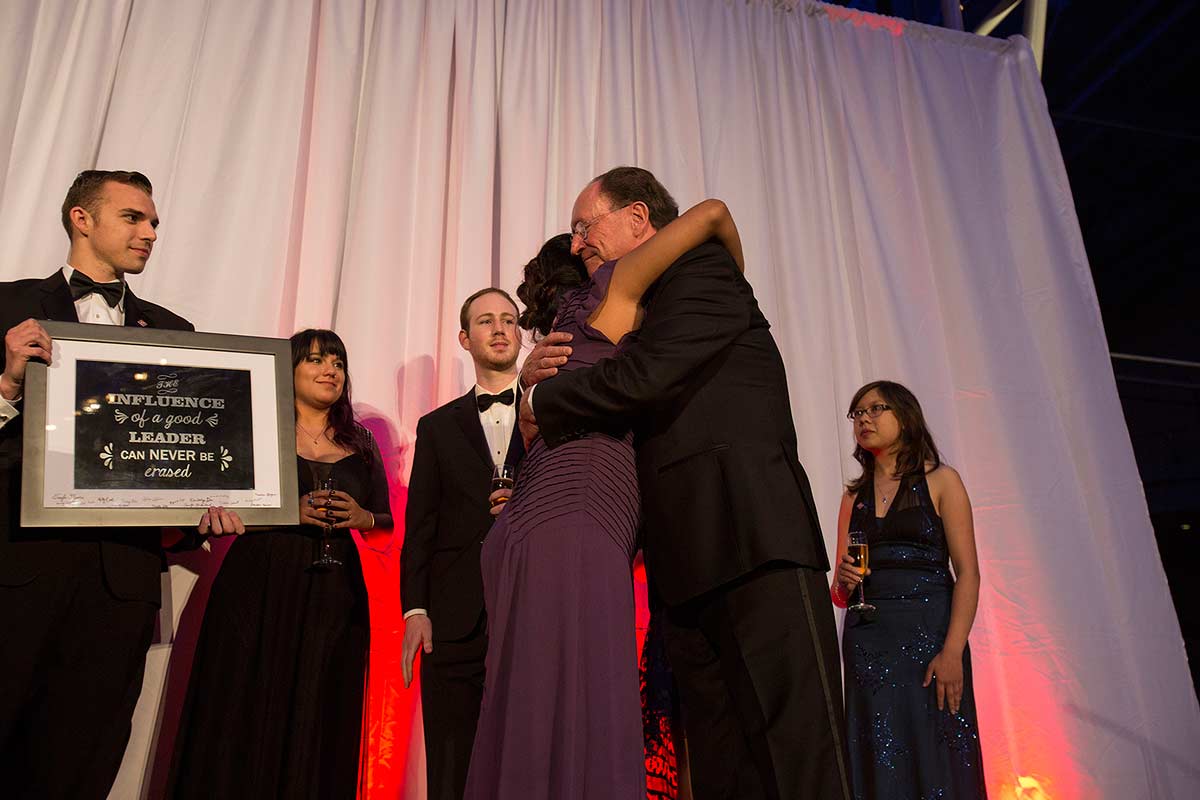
476,388,515,412
69,271,125,308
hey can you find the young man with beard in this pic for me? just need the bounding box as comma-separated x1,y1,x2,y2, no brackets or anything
401,288,524,800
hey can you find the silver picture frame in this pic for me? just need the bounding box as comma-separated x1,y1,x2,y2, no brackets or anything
21,321,298,527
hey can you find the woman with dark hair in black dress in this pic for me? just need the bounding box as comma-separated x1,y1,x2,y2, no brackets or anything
834,380,986,800
169,329,393,799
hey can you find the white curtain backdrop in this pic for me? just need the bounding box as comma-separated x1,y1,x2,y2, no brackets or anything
2,1,1196,798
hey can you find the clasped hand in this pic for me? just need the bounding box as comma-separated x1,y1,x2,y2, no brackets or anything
518,331,572,389
517,331,573,447
299,490,371,529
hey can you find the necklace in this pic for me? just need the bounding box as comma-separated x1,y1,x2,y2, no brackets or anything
296,420,329,445
876,472,900,506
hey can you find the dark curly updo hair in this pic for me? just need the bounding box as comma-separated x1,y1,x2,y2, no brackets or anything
515,233,587,337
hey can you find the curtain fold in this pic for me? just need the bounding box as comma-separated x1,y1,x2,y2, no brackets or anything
1,2,1195,798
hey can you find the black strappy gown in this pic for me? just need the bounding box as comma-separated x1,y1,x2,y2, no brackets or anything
842,473,987,800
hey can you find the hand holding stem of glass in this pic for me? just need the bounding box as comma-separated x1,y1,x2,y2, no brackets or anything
491,464,515,508
310,476,342,570
847,531,875,612
313,484,335,519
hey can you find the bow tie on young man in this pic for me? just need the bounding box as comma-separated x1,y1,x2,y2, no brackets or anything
69,271,125,307
476,388,515,412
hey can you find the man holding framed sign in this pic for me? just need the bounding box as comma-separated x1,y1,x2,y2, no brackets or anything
0,170,242,798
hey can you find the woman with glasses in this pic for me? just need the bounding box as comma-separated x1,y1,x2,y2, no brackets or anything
463,199,742,800
833,380,987,799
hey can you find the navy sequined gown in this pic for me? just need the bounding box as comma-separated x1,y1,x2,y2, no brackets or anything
463,262,645,799
842,473,987,800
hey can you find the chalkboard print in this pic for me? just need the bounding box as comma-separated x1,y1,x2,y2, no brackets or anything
73,360,254,490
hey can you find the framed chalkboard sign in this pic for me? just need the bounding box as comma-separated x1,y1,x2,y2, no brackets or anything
20,322,298,527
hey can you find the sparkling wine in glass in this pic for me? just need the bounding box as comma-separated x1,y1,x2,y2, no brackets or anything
847,530,875,612
490,463,515,509
310,476,342,571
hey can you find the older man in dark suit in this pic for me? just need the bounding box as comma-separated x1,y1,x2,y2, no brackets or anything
521,166,851,800
0,170,240,798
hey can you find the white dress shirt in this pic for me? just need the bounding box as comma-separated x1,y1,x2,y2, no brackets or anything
65,264,127,326
0,266,125,428
476,376,519,467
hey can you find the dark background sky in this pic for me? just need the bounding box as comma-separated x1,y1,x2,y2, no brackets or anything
843,0,1199,689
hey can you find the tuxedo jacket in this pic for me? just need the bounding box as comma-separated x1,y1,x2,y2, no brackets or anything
401,388,524,641
536,241,829,607
0,270,194,604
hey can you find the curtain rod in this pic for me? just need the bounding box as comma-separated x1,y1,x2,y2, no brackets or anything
1111,352,1200,370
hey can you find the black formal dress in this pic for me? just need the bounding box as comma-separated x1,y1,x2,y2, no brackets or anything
842,474,987,800
536,242,850,800
0,271,191,799
169,436,391,799
401,389,522,800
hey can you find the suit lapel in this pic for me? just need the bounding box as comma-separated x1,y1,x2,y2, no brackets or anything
452,389,494,471
123,287,151,328
37,271,78,322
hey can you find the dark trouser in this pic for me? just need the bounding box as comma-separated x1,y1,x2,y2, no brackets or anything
0,542,157,799
664,564,851,800
420,613,488,800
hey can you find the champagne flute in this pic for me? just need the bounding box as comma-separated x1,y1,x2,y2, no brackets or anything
310,476,343,571
847,529,875,612
490,463,515,509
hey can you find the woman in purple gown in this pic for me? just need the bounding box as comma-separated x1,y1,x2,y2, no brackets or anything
462,201,744,799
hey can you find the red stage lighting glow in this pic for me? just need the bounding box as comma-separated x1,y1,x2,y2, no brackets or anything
355,481,417,798
822,6,907,38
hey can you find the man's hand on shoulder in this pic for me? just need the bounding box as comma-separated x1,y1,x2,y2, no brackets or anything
519,331,573,389
2,319,52,402
402,613,433,688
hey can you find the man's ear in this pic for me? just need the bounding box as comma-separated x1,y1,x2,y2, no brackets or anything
68,206,92,239
458,329,471,351
626,201,652,237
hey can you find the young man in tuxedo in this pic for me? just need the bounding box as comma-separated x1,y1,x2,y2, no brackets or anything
401,287,524,800
520,167,851,800
0,170,241,798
